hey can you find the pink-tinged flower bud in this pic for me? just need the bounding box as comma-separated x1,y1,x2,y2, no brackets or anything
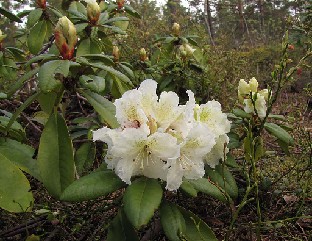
54,17,77,60
36,0,46,9
85,0,101,25
113,46,119,62
288,44,294,50
116,0,125,9
139,48,148,61
172,23,180,36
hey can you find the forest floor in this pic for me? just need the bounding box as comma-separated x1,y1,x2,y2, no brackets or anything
0,90,311,241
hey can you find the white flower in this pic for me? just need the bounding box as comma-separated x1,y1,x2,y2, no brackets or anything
195,100,231,137
109,128,180,184
244,93,267,118
165,124,216,191
205,134,229,168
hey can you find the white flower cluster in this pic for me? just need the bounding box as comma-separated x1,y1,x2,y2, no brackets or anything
93,79,231,191
238,77,269,118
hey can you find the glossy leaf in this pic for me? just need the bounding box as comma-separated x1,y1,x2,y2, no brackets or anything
160,202,186,241
60,171,125,201
38,112,75,198
107,210,139,241
188,178,227,203
77,38,101,56
28,20,48,54
79,75,106,93
264,122,294,145
27,9,43,28
0,138,41,181
79,89,119,128
0,154,33,212
123,178,163,229
38,60,70,93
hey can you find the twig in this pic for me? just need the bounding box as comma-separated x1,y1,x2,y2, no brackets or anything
21,112,42,133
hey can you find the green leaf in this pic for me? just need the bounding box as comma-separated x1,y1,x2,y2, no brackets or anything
160,202,186,241
123,178,163,229
78,54,114,66
0,153,33,212
119,63,134,80
225,153,239,168
0,116,26,142
38,60,70,93
0,138,41,181
188,178,227,203
206,165,238,199
180,180,198,197
102,25,127,35
254,136,264,162
74,142,96,175
37,90,63,114
0,7,22,23
27,20,48,54
77,38,101,56
178,206,218,241
124,5,141,18
107,210,140,241
60,171,125,201
277,139,290,155
27,9,43,28
38,112,75,198
232,108,251,118
264,123,294,145
79,89,119,128
79,75,106,93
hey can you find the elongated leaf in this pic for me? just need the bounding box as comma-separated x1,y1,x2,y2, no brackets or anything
0,7,22,23
0,138,41,181
206,165,238,199
38,112,75,198
74,142,96,175
79,75,106,93
123,178,163,229
28,20,48,54
124,5,141,18
0,154,33,212
77,38,101,56
188,178,227,203
79,89,119,128
160,202,186,241
232,108,251,118
79,54,114,65
180,180,198,197
38,60,70,93
37,90,63,114
107,210,139,241
264,122,294,145
178,206,218,241
0,116,26,142
27,9,43,28
60,170,125,201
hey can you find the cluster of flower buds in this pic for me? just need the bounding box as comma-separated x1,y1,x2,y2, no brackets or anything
36,0,46,9
93,79,231,191
54,16,77,60
85,0,101,25
238,78,269,118
179,43,195,58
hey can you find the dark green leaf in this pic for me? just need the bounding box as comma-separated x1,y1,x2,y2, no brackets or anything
27,20,48,54
77,38,101,56
0,153,33,212
0,7,22,23
180,180,198,197
124,5,141,18
107,210,140,241
79,89,119,128
264,122,294,145
0,116,26,142
27,9,43,28
233,108,251,118
61,170,125,201
160,202,186,241
74,142,96,175
123,178,163,228
38,112,75,198
79,75,106,93
38,60,70,93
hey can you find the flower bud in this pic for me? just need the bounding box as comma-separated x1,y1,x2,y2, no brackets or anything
139,48,148,61
249,77,258,92
288,44,294,50
184,44,195,56
259,89,269,101
238,79,250,96
116,0,125,9
54,16,77,60
113,45,119,62
172,23,180,36
85,0,101,25
36,0,46,9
